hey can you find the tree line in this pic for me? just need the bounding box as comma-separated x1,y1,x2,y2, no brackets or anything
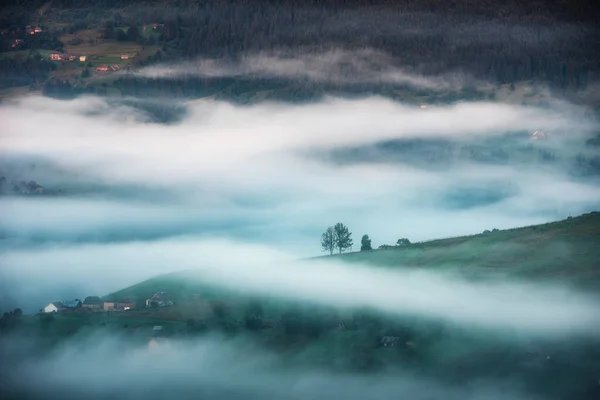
2,0,599,92
321,223,411,255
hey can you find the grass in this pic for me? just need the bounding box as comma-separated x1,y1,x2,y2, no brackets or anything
105,211,600,313
6,212,599,397
317,211,600,289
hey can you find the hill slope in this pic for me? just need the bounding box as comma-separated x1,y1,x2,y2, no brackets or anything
320,211,600,289
107,211,600,305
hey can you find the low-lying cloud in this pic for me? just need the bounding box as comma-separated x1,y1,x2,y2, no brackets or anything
3,238,600,336
0,333,540,400
138,49,469,89
0,95,598,253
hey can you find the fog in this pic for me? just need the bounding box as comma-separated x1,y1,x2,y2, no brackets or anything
2,238,599,337
0,96,598,253
0,333,540,400
1,52,600,400
138,49,466,89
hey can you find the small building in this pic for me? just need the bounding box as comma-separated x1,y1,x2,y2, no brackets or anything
96,65,109,72
44,302,64,313
34,27,42,33
146,292,174,308
50,53,62,61
115,302,135,311
111,64,120,71
120,55,129,60
103,301,115,311
79,56,87,62
420,104,428,109
62,299,82,310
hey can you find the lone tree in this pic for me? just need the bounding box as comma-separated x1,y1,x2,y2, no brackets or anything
396,238,411,246
360,234,372,251
334,222,353,254
321,226,335,255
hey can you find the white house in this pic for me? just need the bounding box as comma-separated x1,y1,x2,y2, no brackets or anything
44,302,63,313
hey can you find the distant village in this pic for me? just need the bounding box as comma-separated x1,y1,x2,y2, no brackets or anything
3,22,137,74
49,52,134,73
42,292,175,314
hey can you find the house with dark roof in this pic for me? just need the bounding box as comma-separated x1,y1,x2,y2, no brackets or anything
62,299,82,310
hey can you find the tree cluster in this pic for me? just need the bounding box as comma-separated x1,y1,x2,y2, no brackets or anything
321,223,353,254
0,308,23,333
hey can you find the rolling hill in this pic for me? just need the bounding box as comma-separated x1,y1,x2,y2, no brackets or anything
107,211,600,306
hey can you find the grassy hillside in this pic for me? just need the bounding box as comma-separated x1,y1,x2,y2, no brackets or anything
109,211,600,306
4,212,600,399
318,211,600,288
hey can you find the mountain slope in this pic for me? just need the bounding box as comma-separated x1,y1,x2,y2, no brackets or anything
107,211,600,305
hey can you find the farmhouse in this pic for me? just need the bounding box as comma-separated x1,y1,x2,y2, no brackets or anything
111,64,120,71
43,302,64,313
96,65,109,72
146,292,174,308
62,299,82,310
116,302,135,311
79,56,87,62
50,53,62,60
120,55,129,60
104,301,136,311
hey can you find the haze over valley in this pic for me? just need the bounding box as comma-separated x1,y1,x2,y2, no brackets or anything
1,1,600,399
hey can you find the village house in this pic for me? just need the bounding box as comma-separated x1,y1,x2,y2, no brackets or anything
96,65,109,72
79,56,87,62
116,302,135,311
62,299,82,310
43,302,64,313
104,301,136,311
50,53,62,61
111,64,120,71
26,26,42,35
146,292,174,308
43,299,81,313
120,55,129,60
